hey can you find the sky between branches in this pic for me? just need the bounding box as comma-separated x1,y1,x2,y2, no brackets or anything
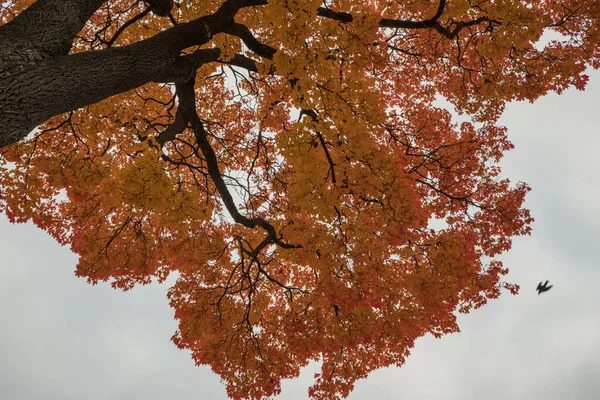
1,64,599,400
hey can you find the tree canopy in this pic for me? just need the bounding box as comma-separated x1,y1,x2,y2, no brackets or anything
1,0,599,399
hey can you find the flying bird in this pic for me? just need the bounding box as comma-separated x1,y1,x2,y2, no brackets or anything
536,280,553,295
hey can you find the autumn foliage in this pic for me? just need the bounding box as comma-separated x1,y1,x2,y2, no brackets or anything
1,0,599,398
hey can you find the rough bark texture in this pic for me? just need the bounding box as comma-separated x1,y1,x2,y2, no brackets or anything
0,0,105,72
0,18,214,146
0,0,238,148
147,0,173,16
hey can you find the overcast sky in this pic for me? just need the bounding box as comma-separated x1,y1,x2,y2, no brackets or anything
1,68,599,400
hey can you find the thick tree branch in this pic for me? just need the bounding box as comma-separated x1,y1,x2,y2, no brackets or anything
240,0,268,7
317,1,496,39
156,50,260,146
0,20,208,147
184,48,261,73
317,0,445,28
432,17,497,39
379,0,446,29
156,106,187,146
0,0,249,147
211,0,251,23
145,0,173,16
175,78,298,250
0,0,105,73
226,23,277,59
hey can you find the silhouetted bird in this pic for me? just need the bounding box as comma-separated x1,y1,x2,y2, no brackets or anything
536,280,553,295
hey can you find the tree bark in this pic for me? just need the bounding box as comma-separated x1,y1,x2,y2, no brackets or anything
0,0,105,71
0,0,239,148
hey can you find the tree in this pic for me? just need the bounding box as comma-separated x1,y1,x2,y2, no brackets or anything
0,0,598,398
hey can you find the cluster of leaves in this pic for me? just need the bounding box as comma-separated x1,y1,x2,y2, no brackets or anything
1,0,599,398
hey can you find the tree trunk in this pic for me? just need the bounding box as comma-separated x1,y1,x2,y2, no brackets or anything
0,0,220,147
